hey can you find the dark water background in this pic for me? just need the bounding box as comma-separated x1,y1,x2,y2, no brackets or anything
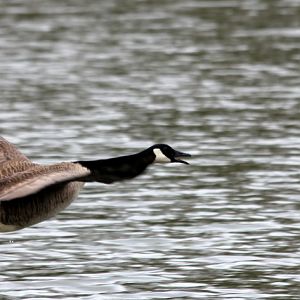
1,0,300,299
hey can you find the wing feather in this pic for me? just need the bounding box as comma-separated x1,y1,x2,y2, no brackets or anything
0,136,31,166
0,162,90,201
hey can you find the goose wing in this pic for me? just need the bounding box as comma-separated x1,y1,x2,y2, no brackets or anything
0,136,31,166
0,162,90,201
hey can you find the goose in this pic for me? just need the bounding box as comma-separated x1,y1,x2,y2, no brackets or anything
0,136,191,232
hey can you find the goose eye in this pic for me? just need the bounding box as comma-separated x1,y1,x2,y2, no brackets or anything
162,146,169,154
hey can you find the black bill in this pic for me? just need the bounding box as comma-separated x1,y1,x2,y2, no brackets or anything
173,150,192,165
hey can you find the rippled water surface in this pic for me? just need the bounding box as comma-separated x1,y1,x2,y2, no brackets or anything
1,0,300,299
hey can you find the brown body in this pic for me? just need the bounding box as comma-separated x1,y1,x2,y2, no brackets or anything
0,137,87,231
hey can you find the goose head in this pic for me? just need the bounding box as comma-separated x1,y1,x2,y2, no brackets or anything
150,144,191,165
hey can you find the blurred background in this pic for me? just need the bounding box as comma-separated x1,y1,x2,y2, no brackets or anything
1,0,300,299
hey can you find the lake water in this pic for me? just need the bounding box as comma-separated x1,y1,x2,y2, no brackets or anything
1,0,300,299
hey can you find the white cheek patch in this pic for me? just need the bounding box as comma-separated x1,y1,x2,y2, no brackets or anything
153,148,171,163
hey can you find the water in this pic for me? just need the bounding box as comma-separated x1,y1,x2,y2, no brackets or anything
1,0,300,299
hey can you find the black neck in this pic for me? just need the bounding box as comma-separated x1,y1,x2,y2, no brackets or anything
76,149,155,184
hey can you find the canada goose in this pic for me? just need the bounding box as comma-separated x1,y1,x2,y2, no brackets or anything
0,136,191,232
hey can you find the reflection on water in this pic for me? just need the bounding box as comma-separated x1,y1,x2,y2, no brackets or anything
1,0,300,299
